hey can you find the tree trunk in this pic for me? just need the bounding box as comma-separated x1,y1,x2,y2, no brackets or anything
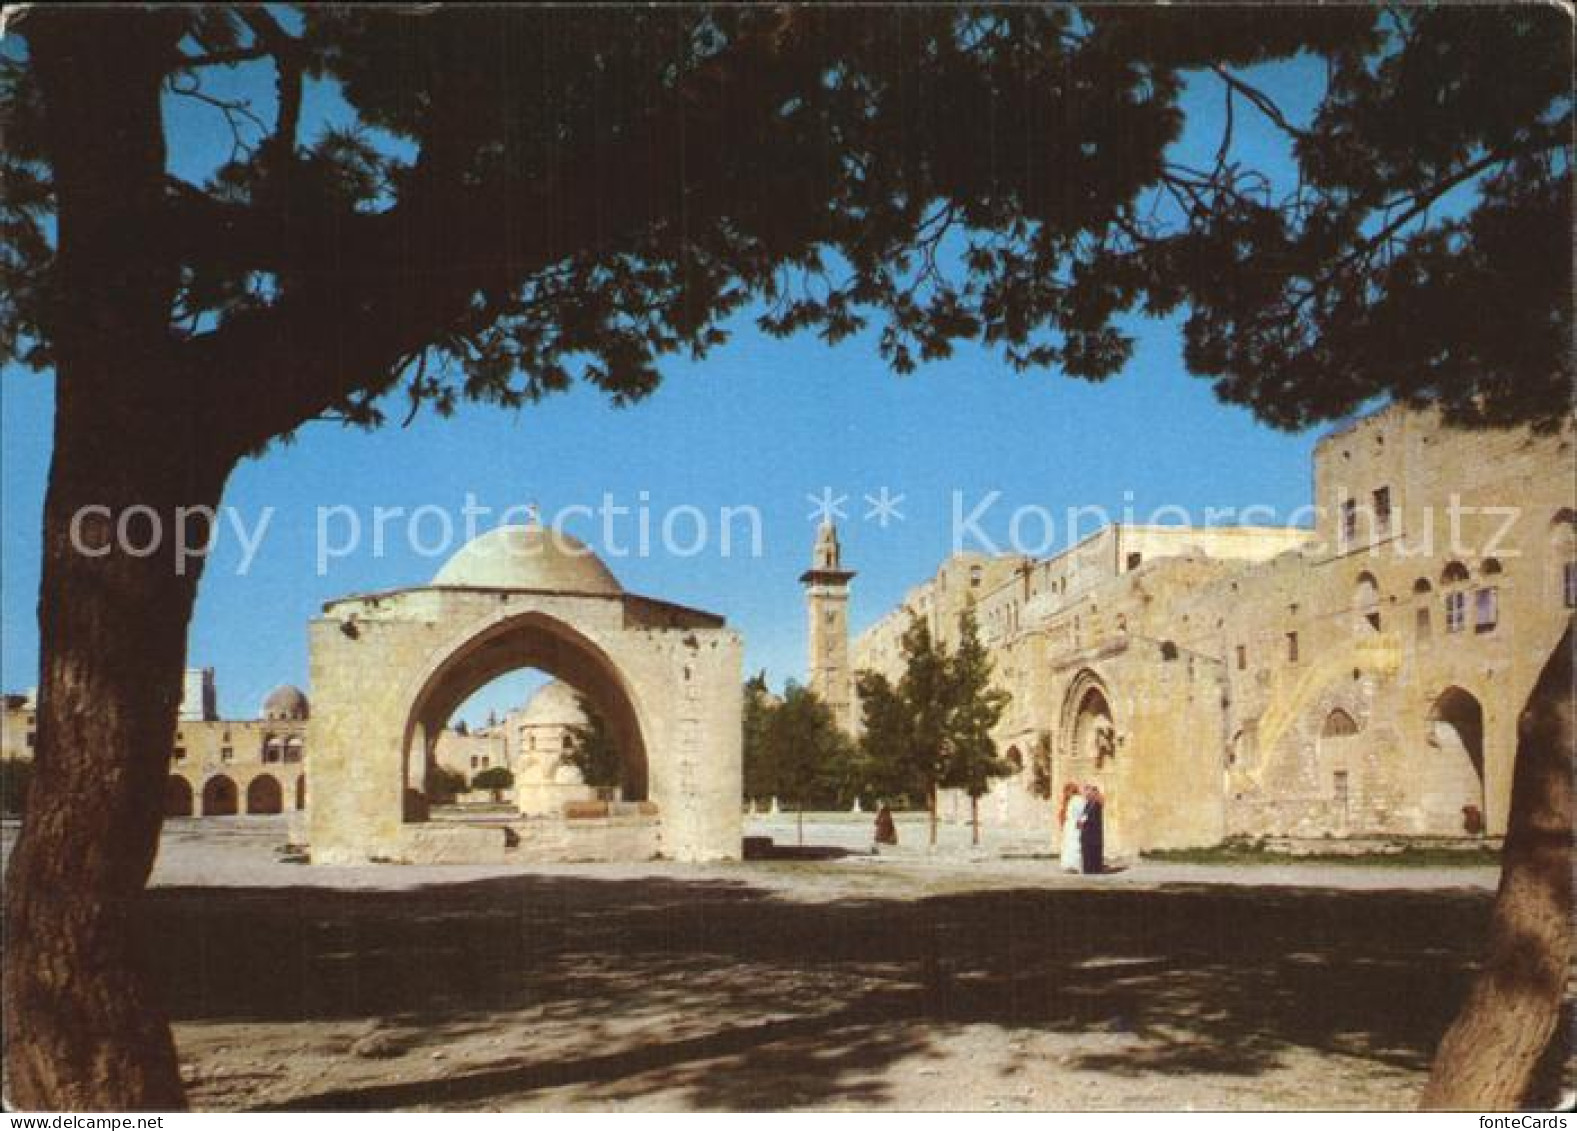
1420,620,1574,1110
2,392,233,1109
970,794,980,846
3,14,233,1108
928,784,938,847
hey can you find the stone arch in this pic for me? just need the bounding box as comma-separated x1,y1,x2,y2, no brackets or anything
1551,509,1576,606
1424,686,1486,834
1063,672,1117,768
202,774,238,816
247,773,284,814
1321,708,1360,738
1352,571,1381,632
400,609,652,817
165,775,194,817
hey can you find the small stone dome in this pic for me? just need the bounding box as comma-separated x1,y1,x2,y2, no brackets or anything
517,680,589,729
262,684,309,721
553,761,587,786
432,523,622,594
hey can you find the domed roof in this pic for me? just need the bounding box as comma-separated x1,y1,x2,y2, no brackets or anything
516,680,589,729
262,684,309,721
432,524,621,594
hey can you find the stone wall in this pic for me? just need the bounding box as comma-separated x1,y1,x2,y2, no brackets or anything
849,405,1575,854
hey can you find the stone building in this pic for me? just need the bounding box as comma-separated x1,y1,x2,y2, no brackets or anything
504,679,602,817
850,405,1576,857
430,724,509,798
307,522,743,865
1,676,311,819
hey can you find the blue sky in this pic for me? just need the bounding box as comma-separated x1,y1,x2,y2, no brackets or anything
0,35,1333,727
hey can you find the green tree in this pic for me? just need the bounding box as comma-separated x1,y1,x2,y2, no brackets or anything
759,683,853,844
563,695,621,792
741,672,776,805
850,670,916,807
426,764,467,806
470,765,514,803
939,610,1013,846
1,5,1568,1108
856,614,966,847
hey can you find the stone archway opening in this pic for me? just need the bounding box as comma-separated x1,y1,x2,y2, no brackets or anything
165,775,194,818
1426,686,1486,835
1072,685,1116,768
247,774,284,814
1061,672,1119,855
401,611,651,825
202,774,238,816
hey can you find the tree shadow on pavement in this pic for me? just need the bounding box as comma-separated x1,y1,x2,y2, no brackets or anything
136,873,1491,1110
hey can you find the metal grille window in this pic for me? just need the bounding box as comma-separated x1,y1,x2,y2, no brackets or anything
1445,590,1467,633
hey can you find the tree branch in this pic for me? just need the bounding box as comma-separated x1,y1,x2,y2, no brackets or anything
1209,65,1308,142
237,8,303,161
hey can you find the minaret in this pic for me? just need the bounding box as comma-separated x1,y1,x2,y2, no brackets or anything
801,520,856,733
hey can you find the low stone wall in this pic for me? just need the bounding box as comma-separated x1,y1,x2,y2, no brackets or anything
315,813,666,865
516,813,662,862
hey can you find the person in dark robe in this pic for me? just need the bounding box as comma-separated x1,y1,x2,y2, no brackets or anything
1079,785,1105,874
874,803,898,846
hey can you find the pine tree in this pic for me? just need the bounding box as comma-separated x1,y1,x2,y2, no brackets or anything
940,610,1013,846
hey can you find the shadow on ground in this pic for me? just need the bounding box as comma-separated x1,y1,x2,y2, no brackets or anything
135,873,1492,1110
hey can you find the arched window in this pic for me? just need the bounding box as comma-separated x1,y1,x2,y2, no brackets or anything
1412,578,1434,639
1353,572,1381,633
1321,709,1360,738
1441,562,1470,633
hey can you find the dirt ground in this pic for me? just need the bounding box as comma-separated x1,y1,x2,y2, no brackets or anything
2,814,1509,1111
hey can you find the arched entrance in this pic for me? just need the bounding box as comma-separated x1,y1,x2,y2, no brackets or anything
1071,685,1116,768
247,774,284,814
307,522,743,864
202,774,238,816
401,610,652,820
165,775,194,817
1318,708,1362,829
295,774,307,810
1425,687,1486,835
1060,671,1119,850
